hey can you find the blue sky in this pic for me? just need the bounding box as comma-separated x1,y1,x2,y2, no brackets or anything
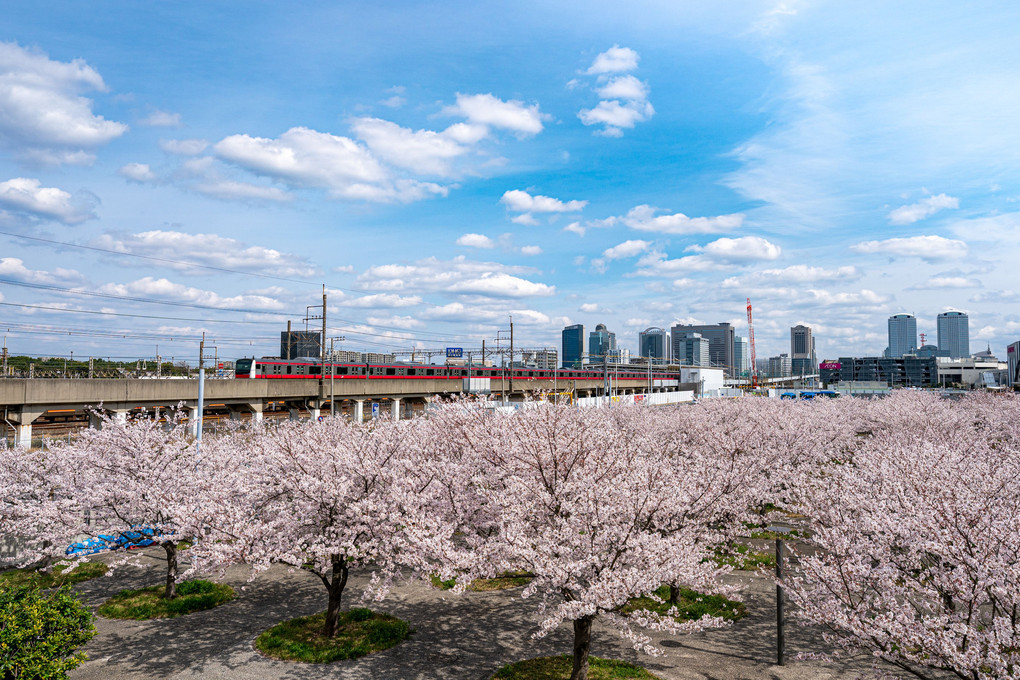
2,0,1020,365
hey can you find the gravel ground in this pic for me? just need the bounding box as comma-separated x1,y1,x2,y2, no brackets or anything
65,548,917,680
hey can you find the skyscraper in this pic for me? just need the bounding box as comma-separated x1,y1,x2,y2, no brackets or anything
734,336,749,376
790,325,816,376
937,310,970,359
589,323,616,360
887,314,918,358
561,324,584,368
670,322,735,375
1008,341,1020,387
638,327,670,364
677,333,710,366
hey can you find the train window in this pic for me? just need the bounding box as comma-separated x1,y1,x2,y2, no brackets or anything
426,368,435,376
286,365,292,374
386,368,395,376
338,367,348,376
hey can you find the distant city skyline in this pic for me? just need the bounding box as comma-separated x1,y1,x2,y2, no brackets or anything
2,2,1020,363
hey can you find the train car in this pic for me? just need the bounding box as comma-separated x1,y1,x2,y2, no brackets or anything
234,357,683,384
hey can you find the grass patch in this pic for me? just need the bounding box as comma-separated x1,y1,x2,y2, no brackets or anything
493,655,663,679
713,543,776,571
97,579,234,619
0,561,108,589
430,570,533,592
255,608,410,663
620,585,745,622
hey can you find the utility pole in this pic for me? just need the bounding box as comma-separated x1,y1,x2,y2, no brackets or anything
156,344,161,378
1,335,7,377
88,356,94,379
197,332,206,458
508,315,514,396
321,287,327,414
286,320,292,359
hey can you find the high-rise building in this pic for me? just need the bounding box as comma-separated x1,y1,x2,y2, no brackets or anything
671,322,735,375
589,323,616,360
790,325,817,376
522,349,558,370
561,324,584,368
638,327,670,364
937,310,970,359
887,313,918,358
676,333,710,366
734,336,750,376
767,353,792,378
281,330,321,359
1007,341,1020,388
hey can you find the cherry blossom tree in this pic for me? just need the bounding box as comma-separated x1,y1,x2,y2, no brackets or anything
197,416,449,638
431,402,758,680
783,391,1020,680
0,411,211,599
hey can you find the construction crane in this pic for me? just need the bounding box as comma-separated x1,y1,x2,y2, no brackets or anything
746,297,758,388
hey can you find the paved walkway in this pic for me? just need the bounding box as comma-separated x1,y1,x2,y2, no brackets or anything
67,549,916,680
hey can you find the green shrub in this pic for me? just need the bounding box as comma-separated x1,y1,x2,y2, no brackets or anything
0,584,96,680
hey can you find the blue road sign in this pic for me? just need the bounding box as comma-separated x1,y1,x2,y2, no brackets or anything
446,347,463,358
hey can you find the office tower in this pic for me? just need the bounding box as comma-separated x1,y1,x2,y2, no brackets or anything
937,310,970,359
639,327,670,364
734,336,749,376
589,323,616,360
670,322,735,375
1008,341,1020,387
676,333,710,366
887,313,918,358
768,353,792,378
522,349,558,370
561,324,584,368
280,330,321,359
790,325,816,376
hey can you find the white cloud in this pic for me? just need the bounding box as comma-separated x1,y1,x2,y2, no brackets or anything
585,45,640,75
331,265,355,274
602,239,651,259
118,163,156,182
358,255,552,299
0,177,95,224
596,75,649,101
623,204,743,234
578,46,653,137
445,93,548,135
140,110,181,127
214,126,447,203
194,179,292,203
579,303,602,313
447,272,555,298
635,237,782,277
519,245,542,256
456,233,496,248
160,138,208,155
888,193,959,224
379,95,406,108
511,213,540,226
578,100,654,135
0,41,127,164
100,277,286,311
91,230,319,277
755,264,859,283
365,315,424,329
916,276,981,289
340,293,422,308
350,117,474,176
0,257,84,285
689,236,782,261
852,234,966,261
501,189,587,213
562,216,618,237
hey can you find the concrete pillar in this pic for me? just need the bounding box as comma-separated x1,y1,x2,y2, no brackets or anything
390,398,401,420
88,411,104,430
251,402,263,423
353,399,364,423
288,408,301,421
112,410,128,425
14,422,32,448
309,407,321,422
187,408,201,437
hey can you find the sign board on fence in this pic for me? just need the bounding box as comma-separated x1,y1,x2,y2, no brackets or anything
446,347,463,358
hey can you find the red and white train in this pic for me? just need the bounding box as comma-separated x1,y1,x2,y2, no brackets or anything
235,357,681,383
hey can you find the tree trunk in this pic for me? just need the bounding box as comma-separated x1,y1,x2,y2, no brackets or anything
669,583,680,606
163,541,178,600
321,555,349,638
570,615,593,680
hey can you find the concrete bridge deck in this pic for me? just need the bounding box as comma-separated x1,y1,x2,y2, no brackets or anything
1,376,694,446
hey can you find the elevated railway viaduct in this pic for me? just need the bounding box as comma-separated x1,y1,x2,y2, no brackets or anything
1,376,696,446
